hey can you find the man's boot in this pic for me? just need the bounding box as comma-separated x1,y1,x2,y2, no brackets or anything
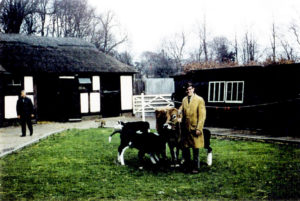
181,148,191,173
192,148,200,174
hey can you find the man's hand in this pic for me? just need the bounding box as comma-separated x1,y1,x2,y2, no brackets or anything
196,130,202,136
17,115,20,119
31,114,34,118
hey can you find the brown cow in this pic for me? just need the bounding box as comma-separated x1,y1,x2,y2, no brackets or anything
155,107,182,167
156,107,213,168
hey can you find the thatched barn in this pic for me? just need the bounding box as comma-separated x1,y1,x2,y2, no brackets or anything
0,34,136,126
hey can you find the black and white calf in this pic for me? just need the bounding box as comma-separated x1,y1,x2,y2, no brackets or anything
109,121,166,166
203,128,213,166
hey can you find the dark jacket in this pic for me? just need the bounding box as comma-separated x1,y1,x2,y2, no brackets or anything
16,97,34,117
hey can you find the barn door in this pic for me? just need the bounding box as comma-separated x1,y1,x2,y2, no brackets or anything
101,75,121,117
57,77,80,121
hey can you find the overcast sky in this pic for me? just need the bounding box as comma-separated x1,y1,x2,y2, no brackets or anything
88,0,300,60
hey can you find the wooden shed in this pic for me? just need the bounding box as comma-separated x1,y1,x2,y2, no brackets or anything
173,64,300,136
0,34,136,126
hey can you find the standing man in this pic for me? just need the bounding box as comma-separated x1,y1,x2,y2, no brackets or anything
179,82,206,173
16,90,34,137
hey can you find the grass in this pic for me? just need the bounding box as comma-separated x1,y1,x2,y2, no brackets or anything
0,128,299,200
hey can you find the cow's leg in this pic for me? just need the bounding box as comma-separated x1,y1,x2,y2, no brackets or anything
161,143,167,160
207,150,213,166
118,145,129,165
169,145,176,167
204,129,213,166
149,153,157,164
138,151,145,169
175,146,180,167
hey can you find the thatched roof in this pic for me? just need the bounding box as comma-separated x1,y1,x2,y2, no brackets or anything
0,34,136,74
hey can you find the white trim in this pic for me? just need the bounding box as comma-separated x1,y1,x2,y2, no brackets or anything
92,76,100,91
90,92,100,113
208,81,244,104
225,81,244,103
208,81,225,103
8,79,21,86
59,76,75,79
4,96,18,119
120,76,133,110
24,76,33,93
80,93,89,113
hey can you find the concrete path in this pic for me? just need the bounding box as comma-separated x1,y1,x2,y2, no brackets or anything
0,116,299,158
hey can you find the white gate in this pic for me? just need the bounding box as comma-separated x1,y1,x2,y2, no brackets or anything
133,94,174,116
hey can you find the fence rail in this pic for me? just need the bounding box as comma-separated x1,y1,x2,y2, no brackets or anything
133,94,174,115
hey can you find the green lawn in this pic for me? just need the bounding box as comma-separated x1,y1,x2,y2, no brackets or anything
0,128,299,200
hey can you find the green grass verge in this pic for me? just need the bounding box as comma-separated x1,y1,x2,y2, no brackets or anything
0,128,299,200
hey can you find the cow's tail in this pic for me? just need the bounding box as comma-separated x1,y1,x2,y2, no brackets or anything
109,130,121,143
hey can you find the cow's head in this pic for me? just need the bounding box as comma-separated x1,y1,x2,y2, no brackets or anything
163,108,181,130
114,120,125,130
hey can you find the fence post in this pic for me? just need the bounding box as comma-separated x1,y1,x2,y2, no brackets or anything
141,93,145,121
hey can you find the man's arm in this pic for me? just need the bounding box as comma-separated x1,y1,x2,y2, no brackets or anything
28,98,34,118
16,99,21,118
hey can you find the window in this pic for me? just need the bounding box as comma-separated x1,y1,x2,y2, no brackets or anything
4,96,18,119
24,76,33,93
78,78,91,84
7,78,21,86
120,76,133,110
208,81,225,102
92,76,100,91
208,81,244,103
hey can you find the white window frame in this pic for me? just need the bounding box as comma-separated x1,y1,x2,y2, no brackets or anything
92,76,100,91
120,75,133,110
208,81,225,103
208,81,244,104
4,96,19,119
24,76,33,93
80,93,89,113
8,79,22,86
90,92,101,113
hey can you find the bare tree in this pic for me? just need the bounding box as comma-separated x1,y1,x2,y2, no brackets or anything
22,12,38,34
140,50,176,78
36,0,51,36
114,51,134,66
47,0,95,38
0,0,38,33
242,31,258,64
290,23,300,47
90,10,128,54
280,38,296,61
234,33,239,64
270,22,277,63
211,36,235,63
197,17,209,62
189,43,203,63
161,31,186,73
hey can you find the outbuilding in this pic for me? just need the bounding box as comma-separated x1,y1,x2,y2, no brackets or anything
0,34,136,126
173,64,300,136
